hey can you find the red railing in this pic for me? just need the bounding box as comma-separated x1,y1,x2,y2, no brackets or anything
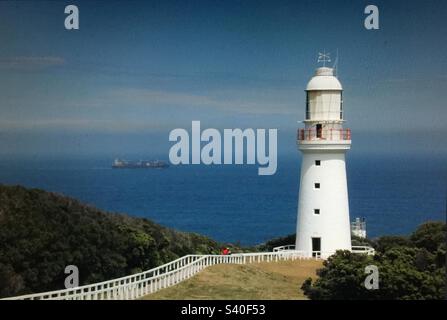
297,128,351,141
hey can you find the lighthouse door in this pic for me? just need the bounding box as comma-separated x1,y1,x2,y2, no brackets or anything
316,124,322,138
311,237,321,257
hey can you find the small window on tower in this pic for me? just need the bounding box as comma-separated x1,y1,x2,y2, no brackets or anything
314,183,320,189
306,93,310,120
314,209,320,215
315,160,321,166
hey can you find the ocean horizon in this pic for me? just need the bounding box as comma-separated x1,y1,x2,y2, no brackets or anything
0,153,445,246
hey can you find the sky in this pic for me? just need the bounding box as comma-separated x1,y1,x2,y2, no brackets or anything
0,0,446,158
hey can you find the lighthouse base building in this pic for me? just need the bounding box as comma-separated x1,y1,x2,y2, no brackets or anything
295,65,352,259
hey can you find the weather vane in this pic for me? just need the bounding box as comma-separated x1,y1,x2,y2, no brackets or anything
317,50,331,67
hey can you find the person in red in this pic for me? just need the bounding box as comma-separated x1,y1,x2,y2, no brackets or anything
221,247,231,255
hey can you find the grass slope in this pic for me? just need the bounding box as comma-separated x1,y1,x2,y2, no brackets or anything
143,260,322,300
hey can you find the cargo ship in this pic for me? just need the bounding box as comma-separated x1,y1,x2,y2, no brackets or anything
112,159,169,169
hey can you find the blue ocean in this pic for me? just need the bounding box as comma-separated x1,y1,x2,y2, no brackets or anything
0,154,445,245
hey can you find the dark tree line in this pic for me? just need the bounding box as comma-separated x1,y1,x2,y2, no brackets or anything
0,185,221,298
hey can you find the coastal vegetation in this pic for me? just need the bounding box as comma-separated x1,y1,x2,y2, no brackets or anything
0,185,221,298
301,221,446,299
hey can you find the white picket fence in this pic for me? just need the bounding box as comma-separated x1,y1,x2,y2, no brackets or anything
2,250,310,300
273,245,375,256
2,246,374,300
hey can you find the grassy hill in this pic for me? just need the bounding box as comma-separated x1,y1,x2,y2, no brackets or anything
143,260,322,300
0,184,224,298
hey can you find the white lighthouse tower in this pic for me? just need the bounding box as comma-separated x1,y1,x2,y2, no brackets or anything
295,54,352,259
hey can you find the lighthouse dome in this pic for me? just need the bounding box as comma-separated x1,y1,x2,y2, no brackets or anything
306,67,342,91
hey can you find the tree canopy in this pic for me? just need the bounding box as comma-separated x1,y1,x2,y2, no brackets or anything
301,221,446,300
0,185,221,298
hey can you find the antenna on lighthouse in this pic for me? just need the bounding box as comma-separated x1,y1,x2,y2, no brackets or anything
317,50,331,67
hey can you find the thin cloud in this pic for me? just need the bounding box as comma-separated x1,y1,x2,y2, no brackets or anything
0,118,165,133
0,56,65,70
106,88,297,116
